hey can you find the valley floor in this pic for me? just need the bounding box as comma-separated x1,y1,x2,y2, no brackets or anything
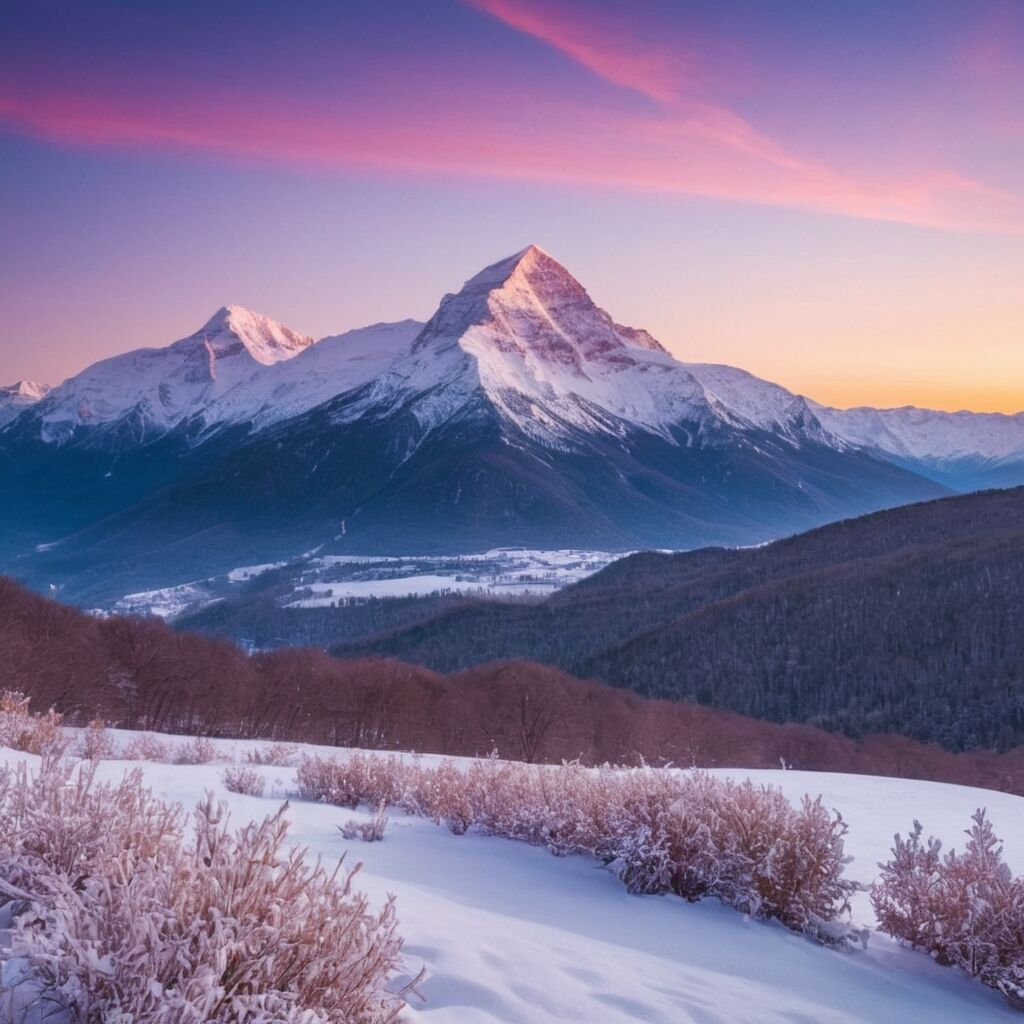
4,734,1024,1023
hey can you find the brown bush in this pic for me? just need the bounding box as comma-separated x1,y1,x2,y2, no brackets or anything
341,802,390,843
73,718,114,761
172,735,219,765
245,741,300,767
119,732,172,762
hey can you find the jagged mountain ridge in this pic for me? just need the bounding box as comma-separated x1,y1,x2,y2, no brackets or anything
0,245,1019,603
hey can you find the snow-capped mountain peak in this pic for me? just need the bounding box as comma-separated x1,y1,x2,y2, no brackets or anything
3,380,51,400
24,307,313,443
381,247,752,444
0,379,51,427
184,305,313,366
197,318,425,433
416,245,667,367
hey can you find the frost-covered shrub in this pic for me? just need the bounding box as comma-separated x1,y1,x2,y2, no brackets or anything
222,765,266,798
341,802,390,843
0,757,180,893
245,741,300,767
119,732,172,762
298,754,860,945
0,691,66,756
297,751,407,810
871,810,1024,1008
173,735,219,765
0,758,409,1022
74,718,114,761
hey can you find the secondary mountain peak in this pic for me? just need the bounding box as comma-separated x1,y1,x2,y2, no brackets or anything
0,379,51,428
16,307,314,443
2,379,50,400
188,305,313,365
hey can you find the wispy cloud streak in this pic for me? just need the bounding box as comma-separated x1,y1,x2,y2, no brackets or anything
0,0,1021,234
466,0,1024,234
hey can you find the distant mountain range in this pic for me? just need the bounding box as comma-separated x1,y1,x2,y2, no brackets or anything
334,486,1024,753
2,245,1023,603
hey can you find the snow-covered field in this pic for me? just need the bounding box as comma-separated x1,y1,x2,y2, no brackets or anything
108,548,628,618
287,549,626,607
4,733,1024,1023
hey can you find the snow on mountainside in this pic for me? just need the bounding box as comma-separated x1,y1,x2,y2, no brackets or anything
25,306,313,443
812,402,1024,468
338,245,835,448
5,245,1022,479
199,318,424,432
0,380,50,427
682,362,842,443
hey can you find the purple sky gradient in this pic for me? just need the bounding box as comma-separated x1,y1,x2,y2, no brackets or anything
1,0,1022,411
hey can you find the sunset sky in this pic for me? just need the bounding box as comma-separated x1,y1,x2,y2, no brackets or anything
1,0,1022,412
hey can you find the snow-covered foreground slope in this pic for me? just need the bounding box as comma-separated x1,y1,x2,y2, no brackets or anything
5,734,1022,1023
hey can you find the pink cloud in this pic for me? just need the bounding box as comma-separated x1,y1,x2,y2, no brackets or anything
0,8,1021,237
463,0,1024,234
466,0,693,104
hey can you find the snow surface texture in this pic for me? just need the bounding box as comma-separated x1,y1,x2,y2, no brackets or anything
4,734,1023,1023
6,245,1022,469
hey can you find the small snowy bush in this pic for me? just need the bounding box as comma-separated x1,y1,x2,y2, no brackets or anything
0,757,411,1022
872,810,1024,1008
0,691,66,756
297,754,861,945
74,718,114,761
221,764,266,797
172,735,219,765
341,801,390,843
297,751,408,810
119,732,172,762
245,741,300,767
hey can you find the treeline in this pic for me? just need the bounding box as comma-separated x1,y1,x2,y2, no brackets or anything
332,487,1024,752
4,575,1024,794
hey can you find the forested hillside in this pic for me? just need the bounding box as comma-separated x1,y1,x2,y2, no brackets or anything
4,574,1024,792
335,487,1024,751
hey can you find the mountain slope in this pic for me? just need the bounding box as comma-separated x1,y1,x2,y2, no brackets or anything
196,318,424,433
0,314,422,568
2,247,952,602
337,486,1024,751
